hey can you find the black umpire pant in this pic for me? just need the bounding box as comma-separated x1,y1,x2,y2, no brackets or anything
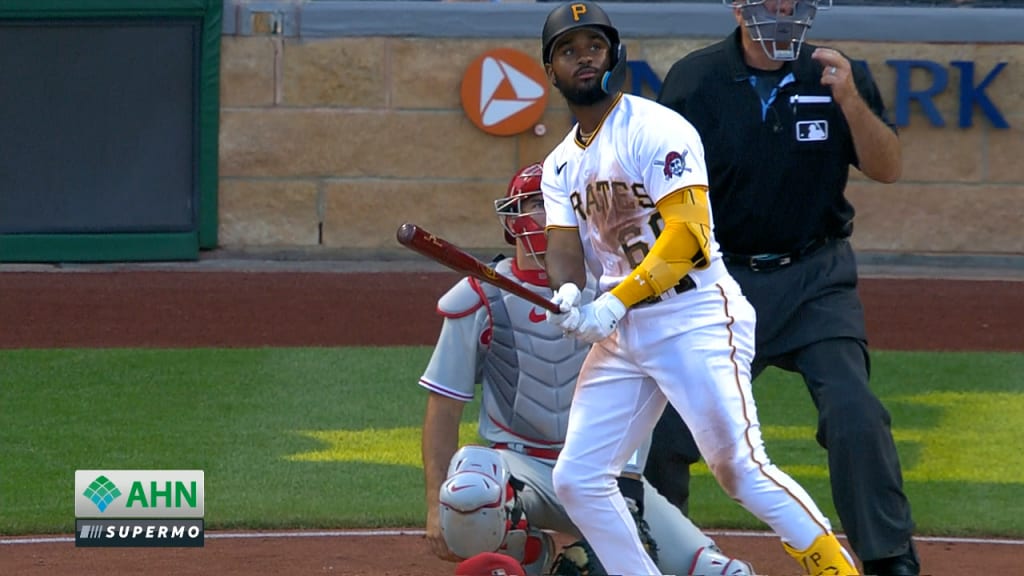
645,239,916,563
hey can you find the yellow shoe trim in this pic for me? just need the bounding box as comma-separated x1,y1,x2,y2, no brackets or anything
782,532,860,576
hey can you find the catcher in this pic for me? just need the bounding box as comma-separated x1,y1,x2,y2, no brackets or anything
419,163,754,576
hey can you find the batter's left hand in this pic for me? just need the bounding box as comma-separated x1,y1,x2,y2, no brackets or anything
812,47,857,107
547,282,583,333
572,292,627,343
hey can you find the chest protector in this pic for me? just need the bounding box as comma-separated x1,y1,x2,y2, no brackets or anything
478,278,593,446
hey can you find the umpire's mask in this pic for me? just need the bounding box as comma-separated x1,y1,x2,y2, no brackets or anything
728,0,831,61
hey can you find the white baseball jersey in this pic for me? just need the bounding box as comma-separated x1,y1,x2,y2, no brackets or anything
540,93,842,575
541,93,724,296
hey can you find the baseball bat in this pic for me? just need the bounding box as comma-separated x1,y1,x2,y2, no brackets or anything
396,222,560,313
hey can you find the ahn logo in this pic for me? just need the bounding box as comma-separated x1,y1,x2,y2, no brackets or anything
461,48,549,137
83,475,122,513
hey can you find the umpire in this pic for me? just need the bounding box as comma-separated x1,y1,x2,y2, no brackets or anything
648,2,919,575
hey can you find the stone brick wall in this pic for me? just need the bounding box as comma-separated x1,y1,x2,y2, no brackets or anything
218,34,1023,256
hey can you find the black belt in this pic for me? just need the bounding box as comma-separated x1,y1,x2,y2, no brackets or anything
722,236,831,272
634,275,696,307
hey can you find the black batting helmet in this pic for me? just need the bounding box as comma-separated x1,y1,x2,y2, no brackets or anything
541,1,627,94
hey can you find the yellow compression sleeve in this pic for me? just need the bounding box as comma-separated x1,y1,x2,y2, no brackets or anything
610,186,712,308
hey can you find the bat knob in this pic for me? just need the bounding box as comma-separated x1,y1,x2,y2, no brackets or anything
396,223,417,245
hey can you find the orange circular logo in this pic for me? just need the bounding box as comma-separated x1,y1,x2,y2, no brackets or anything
461,48,549,137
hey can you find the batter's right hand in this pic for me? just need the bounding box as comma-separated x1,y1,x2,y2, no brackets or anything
426,507,462,562
547,283,583,333
572,292,627,343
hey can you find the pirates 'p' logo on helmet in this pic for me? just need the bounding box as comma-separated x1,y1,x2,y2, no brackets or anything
541,1,628,95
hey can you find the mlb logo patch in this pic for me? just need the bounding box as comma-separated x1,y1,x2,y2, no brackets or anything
796,120,828,142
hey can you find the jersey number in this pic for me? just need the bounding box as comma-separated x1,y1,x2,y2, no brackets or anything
619,213,665,268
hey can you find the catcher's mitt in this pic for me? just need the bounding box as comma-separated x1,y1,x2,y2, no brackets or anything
548,540,607,576
547,498,658,575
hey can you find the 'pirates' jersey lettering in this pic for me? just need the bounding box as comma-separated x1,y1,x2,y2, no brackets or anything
580,180,647,220
570,190,585,221
632,184,655,209
584,182,605,216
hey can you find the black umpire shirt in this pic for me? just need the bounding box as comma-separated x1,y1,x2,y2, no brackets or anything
658,27,896,256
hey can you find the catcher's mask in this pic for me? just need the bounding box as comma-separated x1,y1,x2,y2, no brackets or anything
542,1,627,95
728,0,831,61
494,163,546,266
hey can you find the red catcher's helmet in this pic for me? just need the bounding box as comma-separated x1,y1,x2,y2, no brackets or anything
493,163,544,262
456,552,527,576
494,163,546,261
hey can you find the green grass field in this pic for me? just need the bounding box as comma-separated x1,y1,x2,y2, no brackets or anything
1,348,1021,537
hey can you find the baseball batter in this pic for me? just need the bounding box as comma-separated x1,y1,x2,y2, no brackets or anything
419,163,752,575
538,2,859,575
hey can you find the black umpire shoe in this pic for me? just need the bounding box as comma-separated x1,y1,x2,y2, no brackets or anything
862,541,920,576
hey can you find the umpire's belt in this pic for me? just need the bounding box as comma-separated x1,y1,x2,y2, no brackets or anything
492,442,561,460
722,236,830,272
633,274,696,308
